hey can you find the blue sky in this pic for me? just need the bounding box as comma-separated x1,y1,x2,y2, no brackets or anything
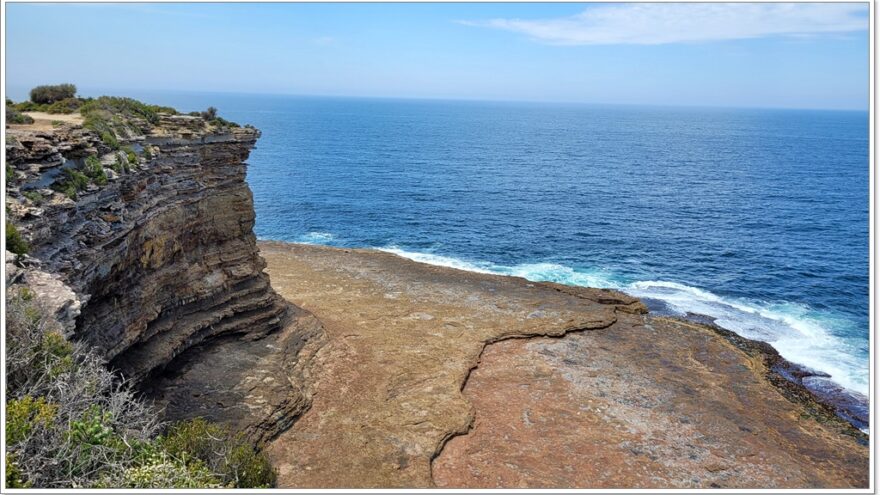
4,2,870,109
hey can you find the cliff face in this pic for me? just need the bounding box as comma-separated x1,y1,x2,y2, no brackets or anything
6,118,288,380
6,113,322,442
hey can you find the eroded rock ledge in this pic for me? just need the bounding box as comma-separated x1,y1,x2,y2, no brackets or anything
257,242,868,489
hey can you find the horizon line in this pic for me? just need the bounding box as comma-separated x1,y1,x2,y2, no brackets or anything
4,83,870,113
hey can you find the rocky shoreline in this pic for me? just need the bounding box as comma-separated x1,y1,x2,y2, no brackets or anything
675,316,869,437
256,241,867,488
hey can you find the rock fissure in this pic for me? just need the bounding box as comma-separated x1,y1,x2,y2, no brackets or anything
428,308,625,484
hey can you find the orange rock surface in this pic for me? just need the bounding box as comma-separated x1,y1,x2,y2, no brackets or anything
259,242,867,489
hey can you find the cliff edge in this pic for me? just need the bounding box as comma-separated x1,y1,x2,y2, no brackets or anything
5,101,325,442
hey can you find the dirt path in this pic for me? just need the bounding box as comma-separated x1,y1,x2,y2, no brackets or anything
7,111,84,132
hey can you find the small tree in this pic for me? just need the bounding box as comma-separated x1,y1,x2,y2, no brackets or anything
201,106,217,120
29,84,77,104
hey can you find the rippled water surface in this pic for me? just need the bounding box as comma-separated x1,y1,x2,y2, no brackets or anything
124,92,870,398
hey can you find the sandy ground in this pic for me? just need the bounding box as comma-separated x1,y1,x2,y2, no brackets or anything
7,111,84,131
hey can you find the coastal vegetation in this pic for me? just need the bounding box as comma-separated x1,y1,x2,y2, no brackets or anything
5,99,34,125
52,167,91,200
6,222,29,255
9,85,243,152
5,85,271,489
29,83,76,104
5,287,277,488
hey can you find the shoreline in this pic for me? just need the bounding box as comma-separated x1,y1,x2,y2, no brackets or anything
270,240,869,435
254,240,867,488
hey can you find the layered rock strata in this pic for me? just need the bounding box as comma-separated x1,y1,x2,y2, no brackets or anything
5,115,322,440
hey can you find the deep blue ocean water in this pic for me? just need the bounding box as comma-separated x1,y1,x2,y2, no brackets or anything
71,91,871,401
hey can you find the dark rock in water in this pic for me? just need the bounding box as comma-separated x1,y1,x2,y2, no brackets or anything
640,297,673,315
801,376,869,432
684,311,718,326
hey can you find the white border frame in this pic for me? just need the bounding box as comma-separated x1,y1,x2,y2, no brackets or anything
0,0,875,493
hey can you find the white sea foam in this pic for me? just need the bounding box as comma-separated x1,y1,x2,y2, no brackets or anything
378,247,496,274
380,246,869,397
298,231,336,243
627,281,868,396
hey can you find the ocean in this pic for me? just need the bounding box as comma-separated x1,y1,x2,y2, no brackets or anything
62,91,874,408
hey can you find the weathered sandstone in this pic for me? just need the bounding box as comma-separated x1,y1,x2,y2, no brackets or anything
5,114,324,441
257,242,868,489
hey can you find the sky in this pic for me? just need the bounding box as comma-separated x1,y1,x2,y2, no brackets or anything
4,2,871,110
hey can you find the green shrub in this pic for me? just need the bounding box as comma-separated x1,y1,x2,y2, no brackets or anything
143,145,153,160
5,289,277,489
80,96,175,127
122,146,138,165
13,100,44,112
105,452,221,489
23,190,44,204
5,454,32,488
52,168,90,199
67,404,118,447
84,155,108,185
7,396,58,445
82,111,121,149
19,286,35,301
6,105,35,124
45,97,81,114
29,84,77,104
99,130,120,150
201,106,218,120
6,222,29,255
6,163,15,185
160,418,276,488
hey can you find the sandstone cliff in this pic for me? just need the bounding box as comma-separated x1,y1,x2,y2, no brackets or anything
5,108,323,441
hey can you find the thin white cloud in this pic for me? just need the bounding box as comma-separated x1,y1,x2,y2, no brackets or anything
460,3,868,45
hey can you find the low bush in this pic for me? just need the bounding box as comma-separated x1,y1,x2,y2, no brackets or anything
45,97,81,114
52,168,90,199
122,146,138,165
102,452,222,489
29,84,77,104
200,106,218,120
4,289,278,488
210,116,240,128
84,155,108,185
5,453,31,488
23,190,44,205
80,96,176,127
6,222,29,255
12,101,43,112
159,418,277,488
6,105,35,124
